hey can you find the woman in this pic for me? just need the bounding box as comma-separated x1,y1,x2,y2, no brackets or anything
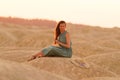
28,21,72,61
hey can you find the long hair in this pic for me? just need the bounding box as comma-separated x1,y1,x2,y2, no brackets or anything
54,21,66,44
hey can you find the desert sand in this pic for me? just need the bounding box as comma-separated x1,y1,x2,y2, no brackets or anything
0,21,120,80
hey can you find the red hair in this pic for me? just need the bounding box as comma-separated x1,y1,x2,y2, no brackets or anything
54,21,66,44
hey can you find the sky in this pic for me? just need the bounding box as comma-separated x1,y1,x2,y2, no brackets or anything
0,0,120,28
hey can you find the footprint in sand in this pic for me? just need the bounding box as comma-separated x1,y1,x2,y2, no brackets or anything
70,58,90,69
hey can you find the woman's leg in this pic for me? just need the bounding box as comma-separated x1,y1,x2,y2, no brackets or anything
33,51,44,57
27,51,44,61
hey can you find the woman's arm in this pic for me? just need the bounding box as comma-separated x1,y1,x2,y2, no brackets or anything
52,31,59,46
56,32,71,48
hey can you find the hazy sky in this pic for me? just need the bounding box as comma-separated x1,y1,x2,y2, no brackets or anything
0,0,120,27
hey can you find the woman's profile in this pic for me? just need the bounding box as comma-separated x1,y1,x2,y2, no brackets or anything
28,20,72,61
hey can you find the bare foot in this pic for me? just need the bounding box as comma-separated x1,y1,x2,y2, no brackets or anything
37,54,43,58
27,56,36,61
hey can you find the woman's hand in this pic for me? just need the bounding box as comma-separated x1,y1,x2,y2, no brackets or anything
55,33,70,48
55,40,60,44
52,42,59,47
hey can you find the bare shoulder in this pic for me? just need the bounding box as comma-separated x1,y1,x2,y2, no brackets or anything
65,31,70,37
66,31,70,35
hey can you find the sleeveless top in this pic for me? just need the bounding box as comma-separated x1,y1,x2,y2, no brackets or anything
58,31,72,57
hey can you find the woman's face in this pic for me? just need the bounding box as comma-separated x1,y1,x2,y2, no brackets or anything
59,23,66,32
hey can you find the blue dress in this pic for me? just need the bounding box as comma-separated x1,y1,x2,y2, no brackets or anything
41,31,72,58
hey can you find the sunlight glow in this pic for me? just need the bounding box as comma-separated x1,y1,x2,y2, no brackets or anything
0,0,120,27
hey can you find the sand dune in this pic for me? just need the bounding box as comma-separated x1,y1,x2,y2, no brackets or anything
82,77,120,80
0,22,120,80
0,59,71,80
85,52,120,76
27,57,118,80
